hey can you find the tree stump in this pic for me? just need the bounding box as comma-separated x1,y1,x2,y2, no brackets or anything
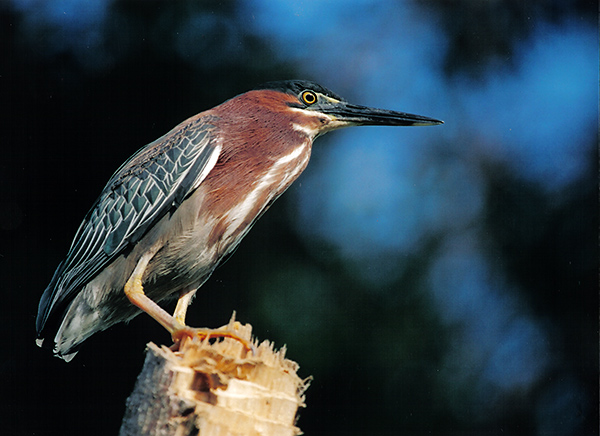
119,317,310,436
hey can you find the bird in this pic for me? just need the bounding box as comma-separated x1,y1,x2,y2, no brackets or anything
36,80,443,361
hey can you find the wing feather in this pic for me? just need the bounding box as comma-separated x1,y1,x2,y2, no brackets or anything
36,115,221,335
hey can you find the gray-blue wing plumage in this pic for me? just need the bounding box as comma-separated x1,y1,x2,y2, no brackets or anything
36,115,221,334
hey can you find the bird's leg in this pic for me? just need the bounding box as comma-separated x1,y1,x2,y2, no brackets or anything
173,288,195,325
170,289,195,350
124,251,253,353
124,250,176,332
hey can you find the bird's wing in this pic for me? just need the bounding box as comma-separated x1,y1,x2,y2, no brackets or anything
36,115,222,334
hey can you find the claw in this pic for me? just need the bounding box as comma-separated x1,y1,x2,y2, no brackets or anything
171,326,255,355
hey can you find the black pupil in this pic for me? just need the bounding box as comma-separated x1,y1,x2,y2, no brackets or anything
304,92,315,103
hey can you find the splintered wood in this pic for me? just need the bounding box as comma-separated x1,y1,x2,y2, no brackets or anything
119,318,310,436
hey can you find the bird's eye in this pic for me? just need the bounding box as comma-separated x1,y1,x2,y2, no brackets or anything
301,91,317,105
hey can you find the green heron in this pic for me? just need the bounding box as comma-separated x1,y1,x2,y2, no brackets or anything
36,80,443,361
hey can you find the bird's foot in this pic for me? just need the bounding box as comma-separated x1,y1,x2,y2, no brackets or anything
170,325,255,355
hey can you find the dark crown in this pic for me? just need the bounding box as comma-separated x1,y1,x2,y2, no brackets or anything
254,80,344,102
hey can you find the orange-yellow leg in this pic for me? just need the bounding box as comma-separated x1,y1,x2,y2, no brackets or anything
124,250,252,353
174,289,195,325
171,289,197,350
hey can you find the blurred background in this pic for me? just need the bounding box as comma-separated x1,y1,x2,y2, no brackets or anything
0,1,597,435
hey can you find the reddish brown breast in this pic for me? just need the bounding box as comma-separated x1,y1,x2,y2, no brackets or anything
200,90,314,251
201,91,310,214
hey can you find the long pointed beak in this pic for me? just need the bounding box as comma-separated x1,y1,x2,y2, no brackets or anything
321,102,443,127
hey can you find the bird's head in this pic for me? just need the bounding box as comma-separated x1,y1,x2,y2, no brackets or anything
252,80,443,138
